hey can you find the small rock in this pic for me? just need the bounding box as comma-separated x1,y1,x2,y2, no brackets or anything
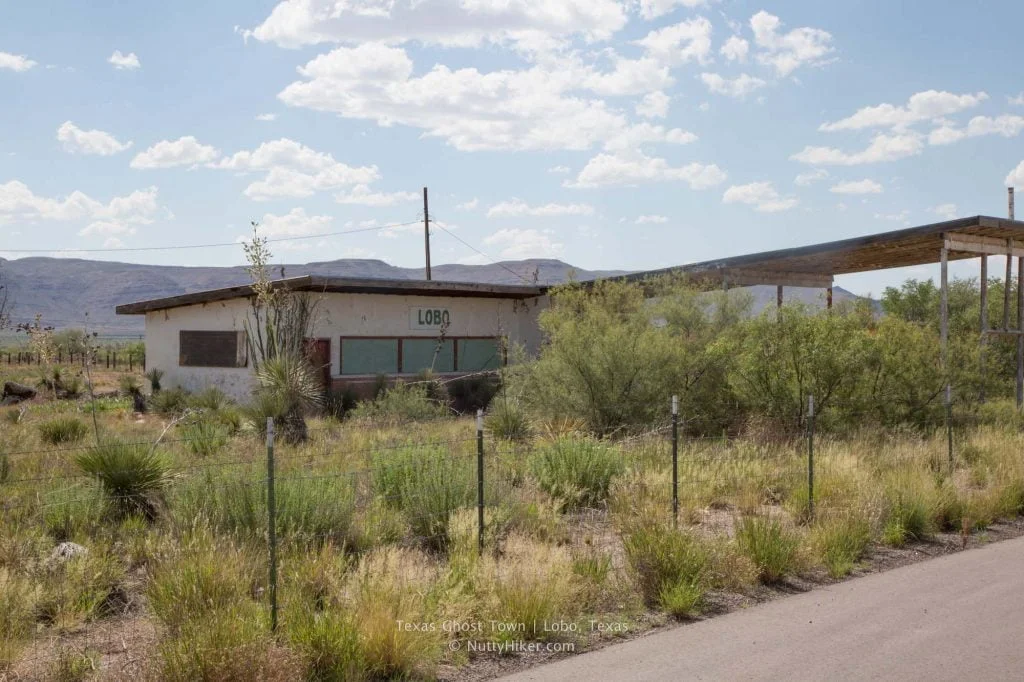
50,542,88,563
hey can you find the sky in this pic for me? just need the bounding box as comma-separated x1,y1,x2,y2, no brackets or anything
2,0,1024,297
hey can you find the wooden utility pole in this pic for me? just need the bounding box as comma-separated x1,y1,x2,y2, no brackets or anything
423,187,432,281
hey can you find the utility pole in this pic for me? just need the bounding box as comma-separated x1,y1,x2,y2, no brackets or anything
423,186,432,281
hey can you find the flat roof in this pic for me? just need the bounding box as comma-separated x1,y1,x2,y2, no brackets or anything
620,215,1024,288
116,275,545,314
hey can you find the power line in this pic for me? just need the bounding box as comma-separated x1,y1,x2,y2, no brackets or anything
430,220,534,285
0,220,423,255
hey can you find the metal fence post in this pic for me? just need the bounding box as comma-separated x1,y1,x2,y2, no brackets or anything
807,394,815,520
476,409,485,556
946,384,953,470
266,417,278,632
671,395,679,528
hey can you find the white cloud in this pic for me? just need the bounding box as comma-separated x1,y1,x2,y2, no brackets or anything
580,55,673,96
819,90,988,132
56,121,132,156
874,210,910,224
928,124,966,146
829,179,883,195
213,138,380,200
253,207,332,238
932,203,958,221
0,181,160,239
487,199,594,218
456,198,479,210
791,131,925,166
569,151,726,189
636,90,670,119
1006,161,1024,188
255,113,277,121
246,0,628,50
794,169,829,186
927,115,1024,146
603,122,696,152
547,165,571,174
484,227,563,259
750,10,834,77
635,214,668,224
0,51,36,72
108,50,140,70
637,0,710,20
700,72,766,99
130,136,220,169
722,181,798,212
1010,93,1024,106
635,17,713,66
279,43,644,152
335,184,418,206
720,35,749,62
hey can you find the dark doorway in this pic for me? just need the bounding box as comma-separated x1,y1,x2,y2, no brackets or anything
304,338,332,390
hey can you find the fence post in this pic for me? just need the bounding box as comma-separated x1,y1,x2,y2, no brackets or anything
945,384,953,470
671,395,679,529
266,417,278,632
807,394,815,520
476,409,485,556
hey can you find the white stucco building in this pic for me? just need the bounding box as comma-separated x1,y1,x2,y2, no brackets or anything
116,275,549,400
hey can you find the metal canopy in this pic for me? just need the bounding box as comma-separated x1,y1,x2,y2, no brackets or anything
621,215,1024,288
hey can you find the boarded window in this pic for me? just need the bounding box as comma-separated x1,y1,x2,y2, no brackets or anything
402,339,455,373
457,339,502,371
340,338,399,375
179,331,246,368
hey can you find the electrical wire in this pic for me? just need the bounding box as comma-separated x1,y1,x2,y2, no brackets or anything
430,219,535,285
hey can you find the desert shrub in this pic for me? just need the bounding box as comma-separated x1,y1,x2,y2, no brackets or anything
180,418,230,457
287,610,365,681
486,398,532,442
811,513,872,578
413,370,448,404
38,417,89,445
118,374,142,395
150,387,190,415
188,387,230,411
881,470,936,546
372,445,475,548
735,515,802,583
351,382,449,424
0,568,40,668
447,375,499,414
76,441,171,520
61,376,84,398
323,387,358,422
622,522,709,615
242,391,289,436
530,438,624,510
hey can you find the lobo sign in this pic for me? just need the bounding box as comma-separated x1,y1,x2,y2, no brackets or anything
410,307,451,330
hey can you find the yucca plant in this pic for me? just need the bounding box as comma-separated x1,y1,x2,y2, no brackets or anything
145,368,165,394
251,353,323,444
76,441,172,520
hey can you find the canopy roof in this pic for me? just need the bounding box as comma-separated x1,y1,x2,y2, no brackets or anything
621,215,1024,289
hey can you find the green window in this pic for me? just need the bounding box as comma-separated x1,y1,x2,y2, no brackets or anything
340,338,398,375
457,339,502,371
402,339,455,373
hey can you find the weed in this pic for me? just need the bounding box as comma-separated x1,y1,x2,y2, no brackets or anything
531,438,624,510
735,515,802,584
38,417,89,445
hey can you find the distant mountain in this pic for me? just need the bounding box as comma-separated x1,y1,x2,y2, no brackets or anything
0,256,873,335
0,257,626,335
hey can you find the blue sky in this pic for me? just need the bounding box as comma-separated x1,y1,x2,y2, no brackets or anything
2,0,1024,296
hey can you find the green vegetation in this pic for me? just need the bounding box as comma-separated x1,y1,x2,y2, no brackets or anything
38,417,89,445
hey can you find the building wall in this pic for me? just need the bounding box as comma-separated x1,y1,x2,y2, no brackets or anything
143,292,549,400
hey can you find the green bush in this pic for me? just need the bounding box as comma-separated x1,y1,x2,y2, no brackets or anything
530,438,624,510
622,522,709,614
735,515,802,583
76,441,172,520
188,387,231,411
486,398,532,442
447,375,499,414
180,418,230,457
151,387,190,415
38,417,89,445
372,445,475,548
811,514,872,578
351,382,449,424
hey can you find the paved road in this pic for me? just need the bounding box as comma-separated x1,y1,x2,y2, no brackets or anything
501,536,1024,681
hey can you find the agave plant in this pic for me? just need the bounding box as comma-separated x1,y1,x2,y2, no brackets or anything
76,441,172,520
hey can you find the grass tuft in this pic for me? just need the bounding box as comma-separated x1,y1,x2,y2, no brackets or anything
735,515,802,584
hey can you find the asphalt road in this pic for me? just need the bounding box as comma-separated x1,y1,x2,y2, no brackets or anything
500,535,1024,682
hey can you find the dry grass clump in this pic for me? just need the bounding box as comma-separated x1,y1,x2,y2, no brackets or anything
734,515,804,584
